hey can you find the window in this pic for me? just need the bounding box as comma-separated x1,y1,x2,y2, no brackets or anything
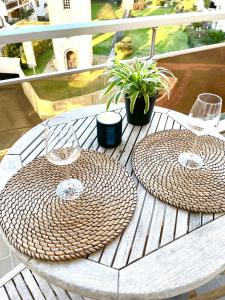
63,0,70,10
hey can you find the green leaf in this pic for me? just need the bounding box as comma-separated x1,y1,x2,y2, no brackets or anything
102,56,174,110
130,91,139,114
144,93,150,114
106,94,115,111
114,91,122,104
102,78,121,96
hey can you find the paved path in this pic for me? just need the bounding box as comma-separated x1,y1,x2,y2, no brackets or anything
43,57,57,73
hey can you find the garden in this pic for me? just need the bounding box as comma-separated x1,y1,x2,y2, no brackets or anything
2,0,225,102
92,1,225,59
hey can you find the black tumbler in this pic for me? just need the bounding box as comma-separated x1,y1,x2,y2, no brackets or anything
97,112,122,148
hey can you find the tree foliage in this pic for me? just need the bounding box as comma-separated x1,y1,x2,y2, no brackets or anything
185,26,225,47
115,36,133,59
97,3,117,20
174,0,197,11
203,0,211,8
20,7,34,20
2,40,53,68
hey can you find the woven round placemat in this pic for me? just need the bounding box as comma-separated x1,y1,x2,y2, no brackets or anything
132,129,225,213
0,150,136,261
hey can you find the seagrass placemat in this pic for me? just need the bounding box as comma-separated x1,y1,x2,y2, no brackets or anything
132,129,225,213
0,150,136,261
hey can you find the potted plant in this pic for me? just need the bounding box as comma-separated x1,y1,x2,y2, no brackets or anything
101,57,174,125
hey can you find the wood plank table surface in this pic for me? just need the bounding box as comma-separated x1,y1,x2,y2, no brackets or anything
1,104,225,300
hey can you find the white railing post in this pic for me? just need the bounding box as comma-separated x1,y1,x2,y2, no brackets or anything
149,27,157,59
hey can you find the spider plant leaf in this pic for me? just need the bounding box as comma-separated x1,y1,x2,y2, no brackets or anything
158,67,175,78
102,78,121,96
141,59,154,71
160,72,171,89
134,57,141,79
106,94,116,111
114,91,122,104
130,91,139,114
144,93,150,114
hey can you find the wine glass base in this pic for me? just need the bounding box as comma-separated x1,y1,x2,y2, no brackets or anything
56,178,84,200
178,152,203,170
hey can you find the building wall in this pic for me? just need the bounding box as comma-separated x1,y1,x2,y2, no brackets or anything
0,0,10,27
30,0,47,17
121,0,134,10
213,0,225,10
212,0,225,31
0,1,7,17
47,0,92,71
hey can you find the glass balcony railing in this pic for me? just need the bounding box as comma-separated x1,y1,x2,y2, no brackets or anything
0,11,225,160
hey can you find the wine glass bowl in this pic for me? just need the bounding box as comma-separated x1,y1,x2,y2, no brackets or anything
45,117,84,200
188,93,222,136
178,93,222,169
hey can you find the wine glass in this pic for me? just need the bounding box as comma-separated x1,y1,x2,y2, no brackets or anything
45,116,84,200
178,93,222,169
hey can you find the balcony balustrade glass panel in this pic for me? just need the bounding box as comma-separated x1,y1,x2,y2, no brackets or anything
0,46,225,163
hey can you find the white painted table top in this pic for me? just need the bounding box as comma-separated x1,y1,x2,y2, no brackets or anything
1,104,225,300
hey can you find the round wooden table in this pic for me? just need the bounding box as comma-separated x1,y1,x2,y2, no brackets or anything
1,104,225,300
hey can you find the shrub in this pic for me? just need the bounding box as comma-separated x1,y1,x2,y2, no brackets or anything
115,36,133,59
201,29,225,45
20,7,34,20
97,3,117,20
204,0,211,8
2,40,53,68
2,43,22,58
121,36,132,44
33,40,52,57
175,0,196,12
185,26,225,48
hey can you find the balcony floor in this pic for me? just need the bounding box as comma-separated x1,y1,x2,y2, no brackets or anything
158,46,225,114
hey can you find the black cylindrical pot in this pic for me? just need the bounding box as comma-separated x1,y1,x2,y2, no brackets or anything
125,93,158,126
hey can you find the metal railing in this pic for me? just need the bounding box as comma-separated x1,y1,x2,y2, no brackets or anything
0,10,224,87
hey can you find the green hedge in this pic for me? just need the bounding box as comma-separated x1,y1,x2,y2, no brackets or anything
2,39,53,68
185,26,225,48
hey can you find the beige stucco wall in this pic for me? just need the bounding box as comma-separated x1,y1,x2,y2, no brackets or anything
47,0,93,71
0,57,21,74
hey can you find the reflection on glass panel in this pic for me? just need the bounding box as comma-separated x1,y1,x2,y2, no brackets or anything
93,22,225,63
0,70,107,160
157,47,225,114
30,70,105,114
